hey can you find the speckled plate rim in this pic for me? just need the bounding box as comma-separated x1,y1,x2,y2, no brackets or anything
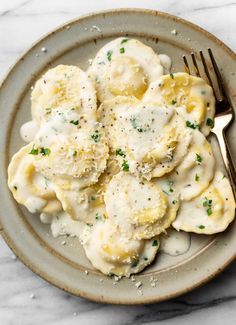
0,8,236,305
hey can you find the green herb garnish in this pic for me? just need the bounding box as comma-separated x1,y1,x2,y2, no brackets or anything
121,38,129,44
207,207,213,216
152,239,158,247
107,50,113,61
172,200,177,205
120,47,125,54
95,213,101,220
130,116,146,133
73,150,77,157
206,118,214,127
70,120,79,125
115,148,126,157
170,72,174,79
122,160,129,172
171,99,177,105
203,197,213,216
91,130,101,143
14,186,18,190
29,145,39,155
40,147,51,156
186,120,199,129
198,225,205,229
196,153,202,164
195,174,200,181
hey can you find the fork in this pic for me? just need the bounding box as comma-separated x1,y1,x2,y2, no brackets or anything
183,49,236,197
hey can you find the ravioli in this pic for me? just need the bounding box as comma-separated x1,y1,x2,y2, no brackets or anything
104,172,179,239
31,65,97,123
99,96,192,179
88,38,164,102
143,72,215,136
8,144,61,214
33,121,109,190
54,159,119,222
172,171,235,234
164,129,215,201
81,220,159,277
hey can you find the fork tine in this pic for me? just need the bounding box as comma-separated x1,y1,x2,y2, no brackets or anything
208,48,227,101
199,51,217,98
191,52,201,77
183,55,191,74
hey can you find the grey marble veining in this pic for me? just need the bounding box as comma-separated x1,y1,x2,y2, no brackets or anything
0,0,236,324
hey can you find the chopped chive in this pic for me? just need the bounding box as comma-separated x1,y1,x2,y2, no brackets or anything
107,50,113,61
206,102,210,107
115,148,126,157
120,47,125,54
95,213,101,220
29,146,39,155
152,239,158,247
172,200,177,204
70,120,79,125
186,120,199,129
195,174,200,181
14,186,18,190
91,130,101,143
170,72,174,79
206,118,214,127
196,153,202,164
144,257,148,261
73,150,77,157
207,207,213,216
121,38,129,44
198,225,205,229
40,148,51,156
122,160,129,172
171,99,177,105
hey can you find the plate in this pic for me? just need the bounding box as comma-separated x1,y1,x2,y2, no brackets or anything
0,9,236,304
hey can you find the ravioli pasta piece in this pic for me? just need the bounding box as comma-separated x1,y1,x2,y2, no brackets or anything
172,171,235,234
167,129,215,201
33,122,109,190
81,220,159,277
104,172,179,240
88,37,164,102
31,65,97,124
8,144,62,214
143,72,215,136
54,159,120,222
99,96,192,179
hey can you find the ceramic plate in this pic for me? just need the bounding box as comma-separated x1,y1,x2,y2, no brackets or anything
0,9,236,304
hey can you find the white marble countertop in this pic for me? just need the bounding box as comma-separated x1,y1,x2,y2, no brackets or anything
0,0,236,324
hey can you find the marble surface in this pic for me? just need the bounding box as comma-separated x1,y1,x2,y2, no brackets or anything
0,0,236,324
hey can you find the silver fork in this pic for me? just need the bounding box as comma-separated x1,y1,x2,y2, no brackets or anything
183,49,236,197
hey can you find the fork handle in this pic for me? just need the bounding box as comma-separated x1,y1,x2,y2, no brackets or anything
215,130,236,198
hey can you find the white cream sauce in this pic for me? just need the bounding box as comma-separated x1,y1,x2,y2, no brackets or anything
158,54,172,73
20,120,39,143
50,211,85,238
160,228,191,256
